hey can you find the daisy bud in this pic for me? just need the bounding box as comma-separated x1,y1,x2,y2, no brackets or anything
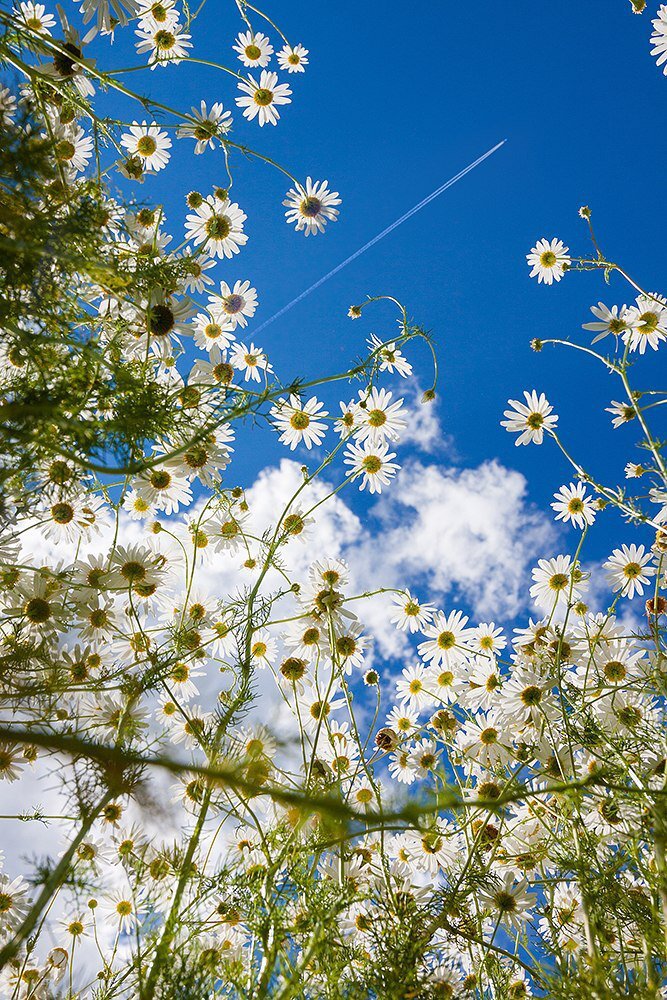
579,205,591,219
47,948,68,970
430,709,458,736
214,187,229,201
629,0,646,11
88,899,98,909
348,305,362,319
530,338,543,352
364,669,379,686
646,596,666,616
119,156,145,182
422,388,436,403
187,190,203,209
375,727,398,751
244,558,256,569
150,521,162,534
231,487,243,498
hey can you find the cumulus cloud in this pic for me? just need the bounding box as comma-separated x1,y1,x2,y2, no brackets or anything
182,455,554,660
397,382,450,455
368,459,555,620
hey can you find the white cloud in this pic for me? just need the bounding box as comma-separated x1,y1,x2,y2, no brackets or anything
181,456,554,658
397,382,450,455
365,458,555,622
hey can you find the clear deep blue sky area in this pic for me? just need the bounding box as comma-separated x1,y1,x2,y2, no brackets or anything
101,2,666,565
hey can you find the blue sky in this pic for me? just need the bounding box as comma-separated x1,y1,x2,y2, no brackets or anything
99,1,667,587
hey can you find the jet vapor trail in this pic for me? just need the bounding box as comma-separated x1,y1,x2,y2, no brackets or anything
251,139,507,337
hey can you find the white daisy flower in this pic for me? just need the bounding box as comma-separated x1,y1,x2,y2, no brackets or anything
605,399,635,428
235,70,292,127
184,197,248,259
651,5,667,74
0,85,17,125
582,302,633,343
135,21,192,68
177,100,232,153
623,293,667,353
233,30,273,68
396,663,432,711
271,394,328,450
229,341,273,382
277,42,309,73
101,890,143,935
389,590,435,633
192,312,236,353
178,249,217,294
283,177,341,235
501,390,558,445
0,875,31,932
551,482,597,529
529,554,585,609
526,237,570,284
135,466,193,515
603,543,655,599
479,872,535,931
417,610,474,668
15,1,56,34
367,333,413,377
120,121,172,171
343,439,399,494
208,279,258,329
354,387,406,444
136,0,179,31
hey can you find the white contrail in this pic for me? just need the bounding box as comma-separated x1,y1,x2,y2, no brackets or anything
251,139,507,337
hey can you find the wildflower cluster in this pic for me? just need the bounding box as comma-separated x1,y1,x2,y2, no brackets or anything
0,2,666,1000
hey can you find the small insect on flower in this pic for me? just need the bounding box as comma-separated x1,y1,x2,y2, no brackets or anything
277,42,309,73
236,70,292,127
283,177,341,235
551,483,597,529
343,440,400,494
501,390,558,446
526,237,570,284
604,544,656,600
